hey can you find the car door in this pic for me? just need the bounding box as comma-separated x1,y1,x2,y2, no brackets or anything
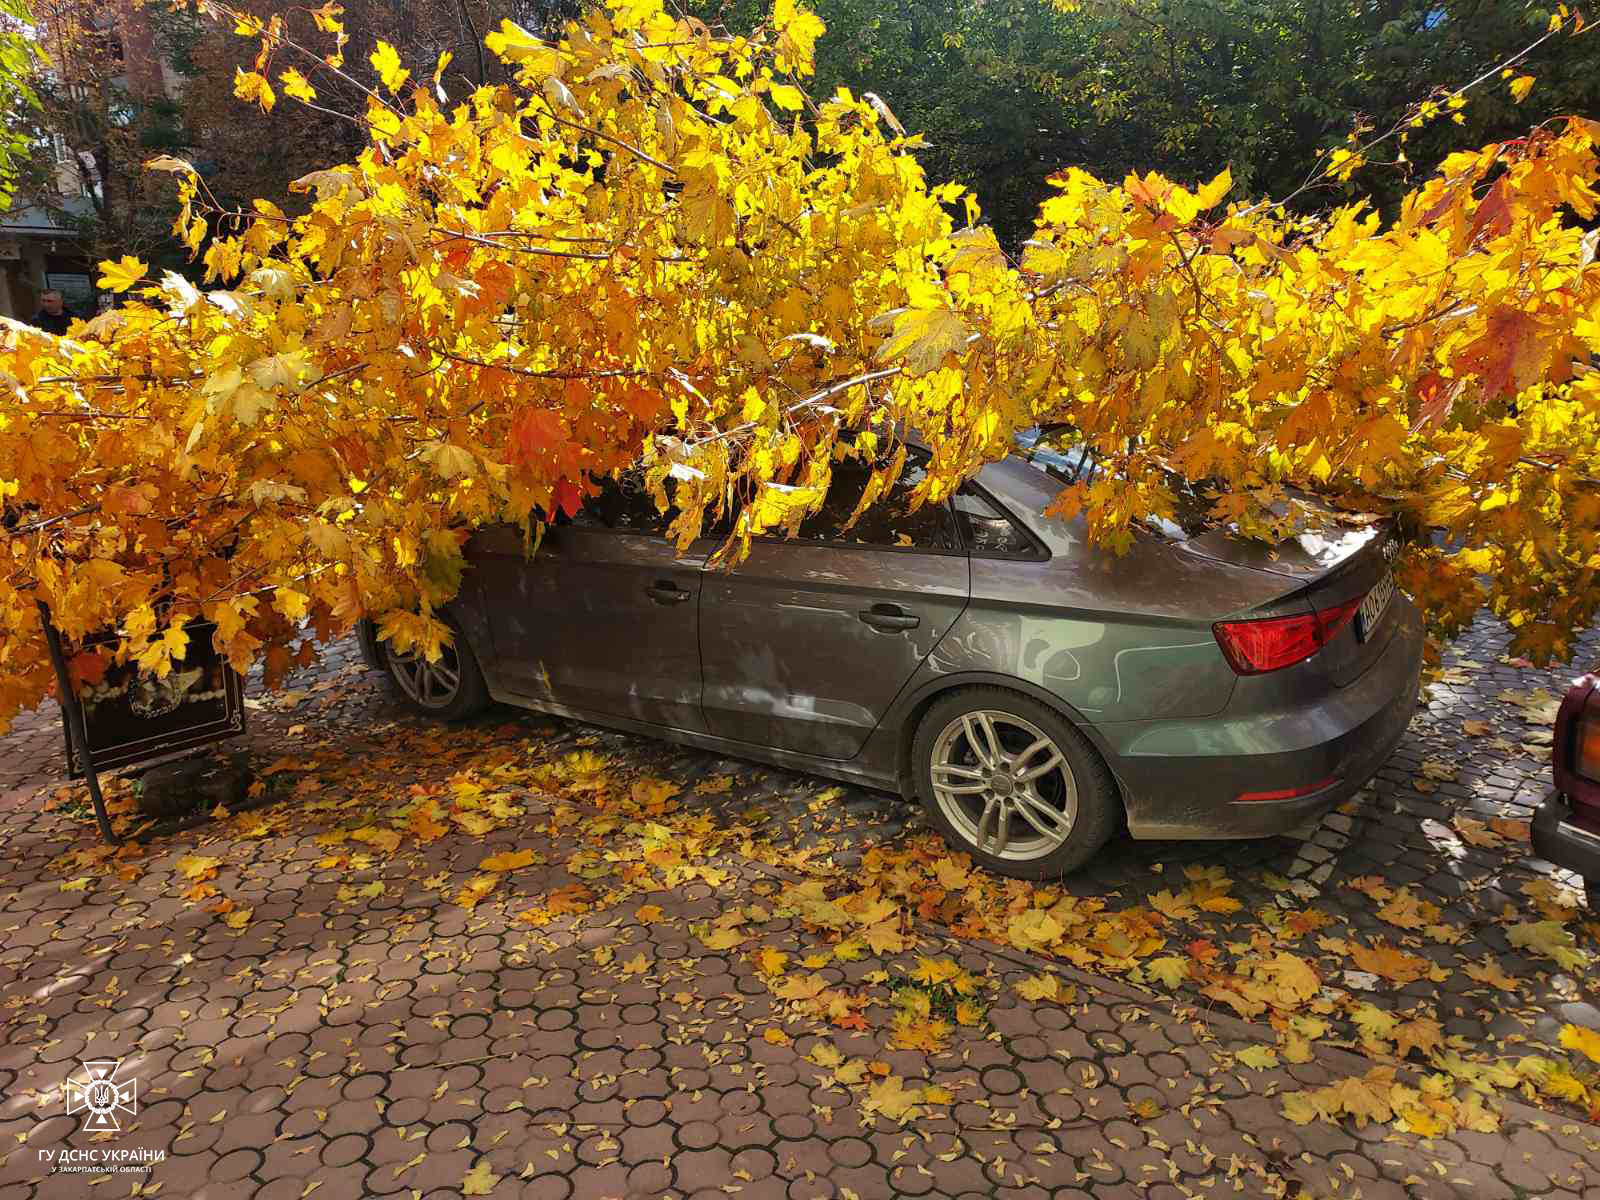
699,457,970,760
471,478,707,732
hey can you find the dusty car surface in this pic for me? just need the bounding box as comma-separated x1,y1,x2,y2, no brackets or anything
361,439,1424,879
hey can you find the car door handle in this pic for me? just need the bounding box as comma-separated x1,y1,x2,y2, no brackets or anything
858,604,920,631
646,581,692,605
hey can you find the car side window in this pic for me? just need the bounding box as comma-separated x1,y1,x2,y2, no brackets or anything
569,474,670,535
953,488,1039,558
793,460,957,551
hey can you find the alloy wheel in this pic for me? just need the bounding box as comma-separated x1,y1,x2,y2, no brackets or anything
384,640,463,709
929,709,1079,861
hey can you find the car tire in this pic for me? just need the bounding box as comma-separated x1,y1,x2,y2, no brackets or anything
379,625,491,721
912,687,1120,880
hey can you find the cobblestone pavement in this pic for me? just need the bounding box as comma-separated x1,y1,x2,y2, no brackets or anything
0,614,1598,1198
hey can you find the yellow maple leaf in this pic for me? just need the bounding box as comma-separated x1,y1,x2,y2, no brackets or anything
910,956,960,986
1015,973,1061,1002
407,806,449,843
1144,956,1189,990
1509,74,1536,103
452,874,499,910
1507,921,1590,972
279,66,317,104
774,974,830,1003
233,67,275,111
931,857,970,890
1348,939,1431,984
480,849,539,872
1325,1070,1396,1127
1148,889,1196,920
808,1042,843,1069
1559,1023,1600,1064
1376,888,1439,930
1281,1090,1323,1125
1236,1045,1279,1070
874,304,969,376
754,946,789,976
176,855,221,880
1257,951,1320,1006
460,1160,498,1196
861,1075,922,1123
370,41,410,93
955,1000,986,1026
97,255,147,294
350,826,401,854
1008,909,1064,951
1392,1015,1444,1061
862,919,905,955
698,926,748,951
890,1016,950,1052
631,778,678,807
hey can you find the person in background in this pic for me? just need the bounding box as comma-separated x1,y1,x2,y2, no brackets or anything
32,288,72,334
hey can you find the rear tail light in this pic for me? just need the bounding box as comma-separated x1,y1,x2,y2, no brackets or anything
1213,596,1363,675
1554,676,1600,810
1577,700,1600,784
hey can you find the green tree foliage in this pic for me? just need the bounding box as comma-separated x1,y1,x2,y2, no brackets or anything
689,0,1600,243
0,0,42,213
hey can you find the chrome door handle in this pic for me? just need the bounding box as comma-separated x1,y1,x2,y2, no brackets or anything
858,604,919,631
646,581,691,605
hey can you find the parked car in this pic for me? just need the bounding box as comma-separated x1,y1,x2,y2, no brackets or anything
359,436,1424,879
1533,673,1600,908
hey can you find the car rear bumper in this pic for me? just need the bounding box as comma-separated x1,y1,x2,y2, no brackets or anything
1532,792,1600,882
1099,598,1425,839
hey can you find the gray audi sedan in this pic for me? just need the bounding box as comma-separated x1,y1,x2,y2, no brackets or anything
360,433,1423,879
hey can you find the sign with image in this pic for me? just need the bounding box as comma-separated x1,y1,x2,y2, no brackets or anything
43,271,95,315
65,620,245,776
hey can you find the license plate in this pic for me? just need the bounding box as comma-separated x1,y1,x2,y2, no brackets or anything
1355,572,1395,641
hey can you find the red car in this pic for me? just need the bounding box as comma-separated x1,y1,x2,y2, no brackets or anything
1534,673,1600,907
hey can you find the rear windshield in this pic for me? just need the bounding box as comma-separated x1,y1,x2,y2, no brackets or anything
1012,427,1214,538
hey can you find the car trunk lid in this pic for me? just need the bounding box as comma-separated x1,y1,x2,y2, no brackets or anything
1007,434,1403,684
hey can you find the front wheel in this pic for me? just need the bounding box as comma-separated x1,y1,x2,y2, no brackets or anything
381,629,490,721
912,687,1120,880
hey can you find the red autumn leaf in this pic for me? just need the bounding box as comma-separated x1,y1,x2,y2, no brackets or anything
1411,372,1464,433
68,650,111,689
553,477,584,519
510,407,566,466
1462,307,1544,400
102,483,155,516
1471,178,1514,240
619,383,665,424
